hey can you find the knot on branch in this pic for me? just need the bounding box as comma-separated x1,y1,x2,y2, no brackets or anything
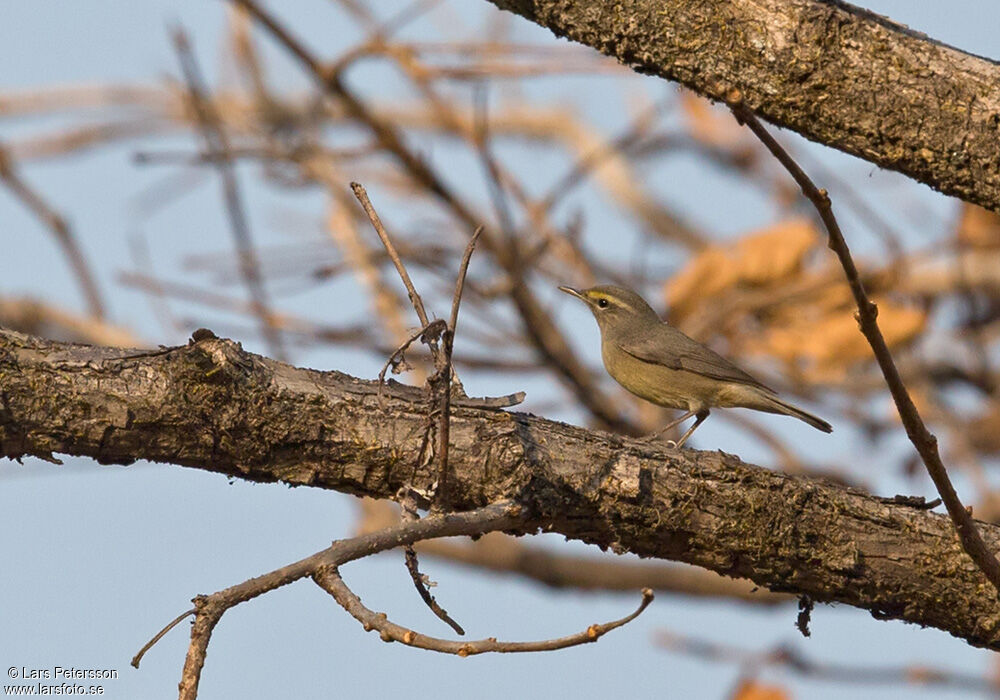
186,337,257,386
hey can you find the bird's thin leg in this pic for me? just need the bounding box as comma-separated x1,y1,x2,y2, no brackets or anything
646,410,697,440
672,409,711,449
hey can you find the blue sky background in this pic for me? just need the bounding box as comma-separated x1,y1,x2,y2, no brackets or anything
2,2,999,698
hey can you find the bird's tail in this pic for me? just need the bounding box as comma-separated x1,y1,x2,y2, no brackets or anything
759,394,832,433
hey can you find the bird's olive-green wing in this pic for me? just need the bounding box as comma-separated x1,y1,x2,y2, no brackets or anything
616,323,773,392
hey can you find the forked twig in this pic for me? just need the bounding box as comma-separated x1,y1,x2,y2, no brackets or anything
135,501,649,692
730,99,1000,595
347,180,486,629
394,226,483,630
138,501,522,700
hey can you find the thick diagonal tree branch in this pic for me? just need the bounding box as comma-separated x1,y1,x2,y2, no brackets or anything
3,328,1000,648
484,0,1000,213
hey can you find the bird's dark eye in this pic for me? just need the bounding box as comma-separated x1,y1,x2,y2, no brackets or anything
597,298,609,309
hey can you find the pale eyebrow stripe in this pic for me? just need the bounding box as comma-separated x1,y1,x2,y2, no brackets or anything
587,292,631,311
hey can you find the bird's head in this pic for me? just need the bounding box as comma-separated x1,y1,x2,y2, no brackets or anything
558,284,660,334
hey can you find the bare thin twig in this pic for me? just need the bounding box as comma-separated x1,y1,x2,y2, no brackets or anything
449,226,483,334
351,182,482,507
351,183,440,340
730,99,1000,594
316,565,653,656
399,489,465,635
324,188,418,376
402,544,466,634
131,608,195,668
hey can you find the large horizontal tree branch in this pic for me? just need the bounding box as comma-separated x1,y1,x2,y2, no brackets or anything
485,0,1000,212
357,499,789,604
2,328,1000,648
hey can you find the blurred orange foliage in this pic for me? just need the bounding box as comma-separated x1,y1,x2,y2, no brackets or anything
729,679,791,700
956,203,1000,249
666,219,819,317
663,219,927,381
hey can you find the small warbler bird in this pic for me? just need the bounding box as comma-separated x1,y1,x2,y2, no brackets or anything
559,284,832,447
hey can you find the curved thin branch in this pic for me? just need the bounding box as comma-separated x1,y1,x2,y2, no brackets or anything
131,608,195,669
315,566,653,656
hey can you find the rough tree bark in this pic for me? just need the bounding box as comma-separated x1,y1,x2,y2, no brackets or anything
484,0,1000,213
2,328,1000,649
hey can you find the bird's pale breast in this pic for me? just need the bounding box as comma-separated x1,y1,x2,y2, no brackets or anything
602,341,720,411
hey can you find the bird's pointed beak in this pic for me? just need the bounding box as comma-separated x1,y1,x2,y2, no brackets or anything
558,285,586,302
